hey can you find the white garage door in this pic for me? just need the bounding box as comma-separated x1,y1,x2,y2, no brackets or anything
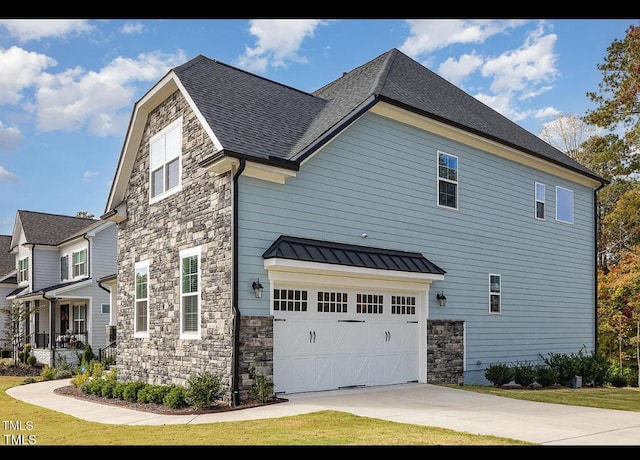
273,286,419,394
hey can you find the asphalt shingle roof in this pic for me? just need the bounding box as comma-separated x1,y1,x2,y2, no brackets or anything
263,235,446,275
176,48,602,183
17,210,97,246
0,235,14,277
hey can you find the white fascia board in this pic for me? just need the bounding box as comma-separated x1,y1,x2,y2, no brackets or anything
50,279,93,296
205,157,296,184
264,258,444,291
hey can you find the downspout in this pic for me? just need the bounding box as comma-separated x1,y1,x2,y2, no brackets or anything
231,158,246,407
594,182,606,353
84,234,91,279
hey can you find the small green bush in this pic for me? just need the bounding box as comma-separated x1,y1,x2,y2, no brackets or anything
136,384,156,403
163,385,187,409
113,382,127,400
40,365,57,381
101,379,117,398
534,365,558,387
26,355,37,366
249,365,274,403
122,381,147,402
185,371,223,409
512,362,537,387
484,363,514,386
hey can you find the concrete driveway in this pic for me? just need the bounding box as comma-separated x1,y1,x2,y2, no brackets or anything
7,379,640,446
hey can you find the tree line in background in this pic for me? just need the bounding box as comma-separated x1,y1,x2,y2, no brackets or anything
540,24,640,384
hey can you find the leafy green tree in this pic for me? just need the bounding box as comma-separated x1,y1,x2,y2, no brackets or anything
585,23,640,152
598,244,640,386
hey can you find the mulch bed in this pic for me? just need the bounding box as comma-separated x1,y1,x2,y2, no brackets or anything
53,384,288,415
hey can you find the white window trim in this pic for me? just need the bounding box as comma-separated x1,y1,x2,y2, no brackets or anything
436,151,459,210
555,186,574,225
72,249,87,278
489,273,501,315
180,246,201,340
535,182,545,220
134,260,150,338
149,116,183,205
18,257,29,283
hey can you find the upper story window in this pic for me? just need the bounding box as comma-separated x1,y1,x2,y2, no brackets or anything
135,260,149,335
150,117,182,203
535,182,545,220
489,274,501,314
180,247,201,338
556,186,574,224
437,151,458,209
60,255,69,281
18,257,29,283
72,250,87,277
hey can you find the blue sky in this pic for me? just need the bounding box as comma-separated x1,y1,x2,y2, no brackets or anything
0,18,634,235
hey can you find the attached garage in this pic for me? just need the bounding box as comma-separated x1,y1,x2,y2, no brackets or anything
262,235,446,395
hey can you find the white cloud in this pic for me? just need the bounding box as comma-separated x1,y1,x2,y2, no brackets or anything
534,106,561,119
0,47,57,105
0,166,17,181
235,19,329,73
0,121,22,151
0,19,94,42
437,53,484,87
400,19,526,56
121,22,146,35
35,50,187,136
481,24,558,95
83,171,98,181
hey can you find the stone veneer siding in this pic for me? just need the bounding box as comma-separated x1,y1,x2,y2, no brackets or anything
426,319,464,385
116,90,237,402
238,315,274,401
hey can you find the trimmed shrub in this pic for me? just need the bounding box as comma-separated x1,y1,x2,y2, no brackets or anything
484,363,514,386
185,371,223,409
163,385,187,409
512,362,537,387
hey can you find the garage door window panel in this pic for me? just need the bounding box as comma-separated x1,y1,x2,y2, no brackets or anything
274,289,308,312
317,291,348,313
356,294,384,314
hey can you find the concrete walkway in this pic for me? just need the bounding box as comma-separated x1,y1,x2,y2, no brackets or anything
7,379,640,446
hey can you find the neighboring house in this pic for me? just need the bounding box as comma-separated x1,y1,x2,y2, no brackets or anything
6,210,117,366
0,235,17,349
103,48,606,404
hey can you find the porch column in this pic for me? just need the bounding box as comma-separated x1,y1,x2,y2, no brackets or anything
48,298,57,350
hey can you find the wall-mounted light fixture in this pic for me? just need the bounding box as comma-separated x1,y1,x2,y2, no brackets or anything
436,291,447,307
252,279,264,298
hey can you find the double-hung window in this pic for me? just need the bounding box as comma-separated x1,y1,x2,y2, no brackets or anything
150,117,182,203
437,151,458,209
180,247,201,338
535,182,545,220
489,274,501,314
134,261,149,335
72,250,87,277
18,257,29,283
556,186,574,224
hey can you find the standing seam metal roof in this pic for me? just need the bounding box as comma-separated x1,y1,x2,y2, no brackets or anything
262,235,446,275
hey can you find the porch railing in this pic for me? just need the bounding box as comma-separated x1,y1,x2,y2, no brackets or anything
98,340,116,368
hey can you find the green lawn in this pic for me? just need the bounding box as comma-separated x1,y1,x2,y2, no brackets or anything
3,376,640,446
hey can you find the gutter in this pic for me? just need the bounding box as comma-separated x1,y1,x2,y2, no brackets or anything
231,158,246,407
